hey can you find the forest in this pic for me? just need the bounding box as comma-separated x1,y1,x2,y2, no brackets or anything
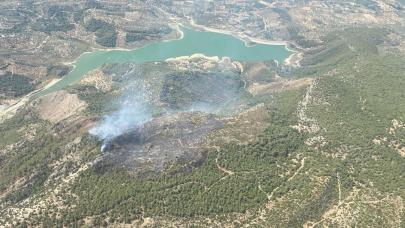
0,72,35,98
85,18,117,47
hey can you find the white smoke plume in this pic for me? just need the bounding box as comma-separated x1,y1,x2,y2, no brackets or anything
89,86,152,151
89,63,243,152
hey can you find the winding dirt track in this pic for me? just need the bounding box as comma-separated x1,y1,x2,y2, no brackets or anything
213,146,235,176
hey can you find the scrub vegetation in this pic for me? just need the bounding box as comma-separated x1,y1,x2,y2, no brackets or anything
1,1,405,225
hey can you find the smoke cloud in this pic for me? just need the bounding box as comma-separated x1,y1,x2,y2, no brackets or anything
89,63,244,152
89,85,152,151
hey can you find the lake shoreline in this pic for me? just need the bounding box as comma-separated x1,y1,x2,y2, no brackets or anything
165,53,220,62
37,24,294,98
187,19,302,66
61,22,297,69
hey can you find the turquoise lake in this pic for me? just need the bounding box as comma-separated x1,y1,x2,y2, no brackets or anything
36,26,293,97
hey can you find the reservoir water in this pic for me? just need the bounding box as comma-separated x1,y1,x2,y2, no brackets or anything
36,26,293,97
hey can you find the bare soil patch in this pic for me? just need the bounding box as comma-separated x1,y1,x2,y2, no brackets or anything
33,91,86,124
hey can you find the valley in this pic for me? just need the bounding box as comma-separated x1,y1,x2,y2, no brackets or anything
0,0,404,227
